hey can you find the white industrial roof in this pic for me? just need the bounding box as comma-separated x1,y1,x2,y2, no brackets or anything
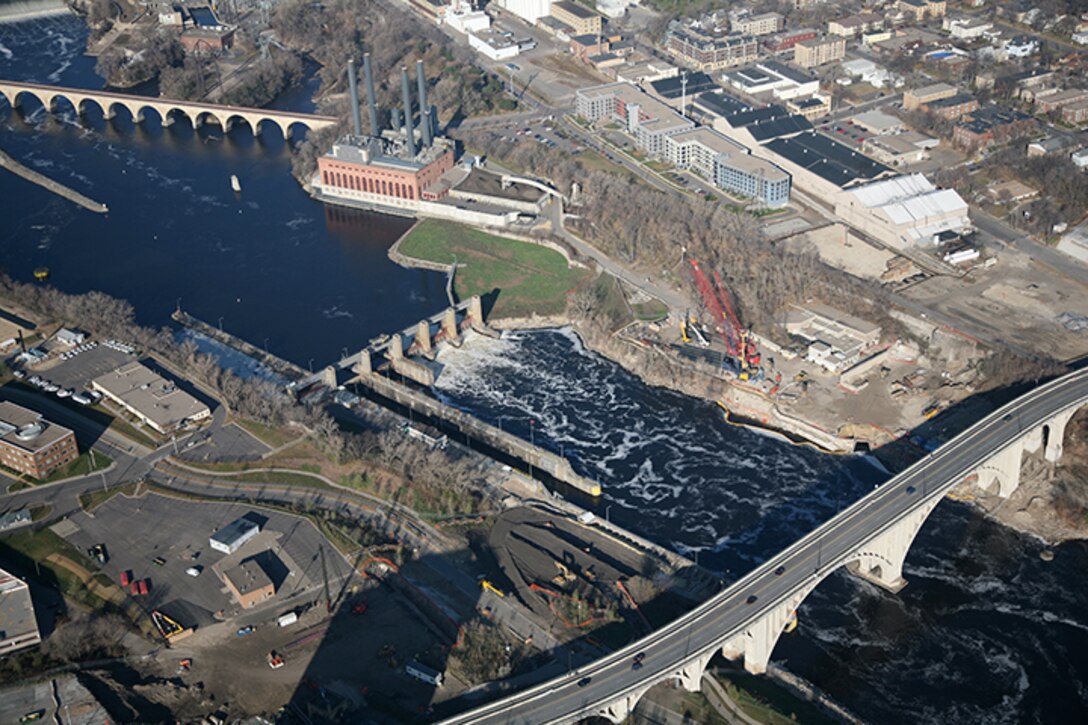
851,174,969,229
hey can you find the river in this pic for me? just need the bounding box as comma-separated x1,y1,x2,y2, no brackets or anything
0,15,443,366
4,16,1088,725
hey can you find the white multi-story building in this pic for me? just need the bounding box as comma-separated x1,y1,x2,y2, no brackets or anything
494,0,552,23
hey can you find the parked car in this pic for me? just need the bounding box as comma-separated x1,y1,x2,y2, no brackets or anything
236,625,256,637
185,566,202,577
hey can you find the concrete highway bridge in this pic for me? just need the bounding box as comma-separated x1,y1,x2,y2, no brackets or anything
442,368,1088,724
0,80,338,138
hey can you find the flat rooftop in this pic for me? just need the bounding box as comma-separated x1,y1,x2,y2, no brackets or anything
211,516,260,547
553,0,598,19
694,91,752,118
669,127,747,156
0,568,38,646
579,82,693,133
765,131,891,187
0,401,73,454
650,72,717,99
453,168,549,203
91,361,210,432
224,558,274,596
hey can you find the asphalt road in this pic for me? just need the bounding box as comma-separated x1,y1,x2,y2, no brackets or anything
441,368,1088,724
971,207,1088,288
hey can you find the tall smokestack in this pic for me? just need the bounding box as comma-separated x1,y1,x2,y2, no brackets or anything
347,59,362,137
401,66,417,158
416,60,432,147
363,52,379,136
391,107,402,133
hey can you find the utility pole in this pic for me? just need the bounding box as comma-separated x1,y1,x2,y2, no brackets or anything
320,545,332,613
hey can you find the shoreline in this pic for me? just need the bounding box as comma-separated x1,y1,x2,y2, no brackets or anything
0,147,109,213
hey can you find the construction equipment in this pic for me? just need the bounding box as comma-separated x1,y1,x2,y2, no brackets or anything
267,651,285,669
688,260,761,374
679,311,709,347
152,610,193,642
480,580,505,598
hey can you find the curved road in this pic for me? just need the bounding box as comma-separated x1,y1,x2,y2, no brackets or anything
442,368,1088,724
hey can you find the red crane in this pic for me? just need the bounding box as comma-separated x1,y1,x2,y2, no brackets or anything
688,259,760,369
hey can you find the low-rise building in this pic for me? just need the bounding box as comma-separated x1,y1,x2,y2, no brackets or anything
733,11,783,36
953,107,1035,150
1026,135,1079,157
922,93,979,120
55,328,86,346
1072,147,1088,169
469,29,528,60
793,36,846,68
493,0,552,23
724,60,820,101
863,134,930,165
0,401,78,480
1035,89,1088,114
897,0,946,22
836,173,971,248
1062,100,1088,125
550,1,602,36
0,567,40,655
943,16,992,40
828,12,885,38
223,558,275,609
91,361,211,435
850,110,904,135
786,94,832,121
786,303,882,373
210,516,261,554
1004,35,1039,58
903,82,957,110
765,28,818,53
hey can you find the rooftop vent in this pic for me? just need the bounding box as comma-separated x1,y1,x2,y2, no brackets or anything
16,423,43,440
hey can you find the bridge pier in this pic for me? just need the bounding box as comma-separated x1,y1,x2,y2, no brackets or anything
442,307,462,347
1042,408,1076,462
974,440,1024,498
848,495,943,592
322,365,337,389
352,349,372,377
596,683,654,724
720,586,812,675
416,320,433,356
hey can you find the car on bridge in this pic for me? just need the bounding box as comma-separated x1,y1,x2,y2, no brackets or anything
746,595,758,604
577,677,592,687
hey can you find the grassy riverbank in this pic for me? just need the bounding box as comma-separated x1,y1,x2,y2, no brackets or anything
397,219,589,318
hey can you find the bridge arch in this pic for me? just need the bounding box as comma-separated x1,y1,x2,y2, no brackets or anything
76,97,105,117
194,110,223,130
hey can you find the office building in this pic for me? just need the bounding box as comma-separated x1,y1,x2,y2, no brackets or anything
0,401,78,480
0,568,40,655
550,1,602,35
794,36,846,68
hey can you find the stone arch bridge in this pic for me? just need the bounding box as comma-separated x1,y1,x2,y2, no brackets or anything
0,80,338,139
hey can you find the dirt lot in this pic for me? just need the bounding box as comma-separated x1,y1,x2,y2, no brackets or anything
901,248,1088,361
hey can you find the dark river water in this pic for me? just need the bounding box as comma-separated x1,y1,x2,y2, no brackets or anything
0,15,443,365
3,16,1088,725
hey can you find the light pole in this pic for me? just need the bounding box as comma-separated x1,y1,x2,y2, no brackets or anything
605,504,612,523
217,316,224,332
176,297,182,313
308,358,314,374
264,338,270,355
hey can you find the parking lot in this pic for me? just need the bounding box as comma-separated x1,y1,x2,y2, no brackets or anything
29,342,133,393
178,422,271,463
59,492,354,629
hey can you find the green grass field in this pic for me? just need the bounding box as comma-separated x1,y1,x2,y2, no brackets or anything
398,220,589,318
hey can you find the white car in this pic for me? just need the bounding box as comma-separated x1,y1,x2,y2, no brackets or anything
43,383,60,393
56,388,72,398
185,566,201,577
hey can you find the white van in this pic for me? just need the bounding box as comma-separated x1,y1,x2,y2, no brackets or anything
277,612,298,627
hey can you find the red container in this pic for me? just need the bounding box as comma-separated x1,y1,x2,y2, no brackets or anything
138,579,149,595
120,570,131,587
130,581,139,595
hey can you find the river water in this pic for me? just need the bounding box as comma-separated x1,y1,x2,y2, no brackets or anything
4,17,1088,725
0,15,443,365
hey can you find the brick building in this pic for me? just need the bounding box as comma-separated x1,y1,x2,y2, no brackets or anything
764,28,818,53
953,107,1035,150
0,401,78,480
223,559,275,610
923,93,979,120
550,1,602,36
666,25,759,70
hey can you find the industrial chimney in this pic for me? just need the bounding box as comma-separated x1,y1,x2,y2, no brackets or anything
416,60,432,147
400,66,417,158
391,107,402,134
347,58,362,137
363,52,379,136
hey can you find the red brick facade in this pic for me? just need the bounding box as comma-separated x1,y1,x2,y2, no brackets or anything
317,148,454,202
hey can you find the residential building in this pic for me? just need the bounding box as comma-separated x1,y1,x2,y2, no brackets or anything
943,16,992,40
765,28,818,53
794,36,846,68
665,24,759,70
575,82,694,156
91,361,212,435
1062,100,1088,125
664,127,792,206
828,13,884,37
1035,89,1088,115
0,401,78,480
1004,35,1039,58
903,82,957,110
1026,136,1079,157
1072,148,1088,169
550,1,602,36
1073,30,1088,45
0,568,40,655
953,107,1035,150
223,559,275,609
733,12,783,36
922,93,979,120
897,0,946,22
